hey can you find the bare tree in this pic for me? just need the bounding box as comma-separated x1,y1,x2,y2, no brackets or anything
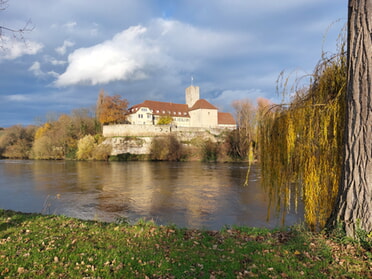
0,0,33,43
327,0,372,237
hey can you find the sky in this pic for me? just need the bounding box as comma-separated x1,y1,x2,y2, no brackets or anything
0,0,347,127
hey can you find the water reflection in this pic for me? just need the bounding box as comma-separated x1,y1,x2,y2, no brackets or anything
0,160,303,230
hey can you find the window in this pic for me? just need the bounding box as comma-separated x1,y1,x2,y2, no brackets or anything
141,108,147,111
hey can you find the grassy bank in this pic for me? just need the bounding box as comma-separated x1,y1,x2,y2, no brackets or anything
0,210,370,278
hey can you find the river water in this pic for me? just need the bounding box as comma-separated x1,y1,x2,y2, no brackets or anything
0,160,303,230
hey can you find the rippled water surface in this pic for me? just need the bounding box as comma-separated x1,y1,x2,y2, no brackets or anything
0,160,303,230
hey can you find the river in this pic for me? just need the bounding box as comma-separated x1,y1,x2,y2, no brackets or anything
0,160,303,230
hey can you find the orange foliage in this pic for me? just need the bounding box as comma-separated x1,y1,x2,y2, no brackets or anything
97,90,129,125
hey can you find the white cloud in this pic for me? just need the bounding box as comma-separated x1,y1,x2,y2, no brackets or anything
29,61,60,78
6,94,30,102
0,36,43,61
54,19,248,87
28,61,44,77
55,40,75,55
64,21,77,30
54,25,154,86
49,58,67,66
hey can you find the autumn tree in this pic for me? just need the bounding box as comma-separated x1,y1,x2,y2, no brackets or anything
327,0,372,236
32,111,99,159
0,125,35,158
71,108,100,136
229,99,256,159
96,89,129,125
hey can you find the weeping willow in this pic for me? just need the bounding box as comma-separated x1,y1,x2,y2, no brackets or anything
259,50,346,230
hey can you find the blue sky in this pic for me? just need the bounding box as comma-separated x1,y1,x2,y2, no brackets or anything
0,0,347,127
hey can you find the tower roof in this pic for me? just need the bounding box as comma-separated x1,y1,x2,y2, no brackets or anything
189,99,218,111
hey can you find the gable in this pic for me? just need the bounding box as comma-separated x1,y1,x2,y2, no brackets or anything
189,99,218,111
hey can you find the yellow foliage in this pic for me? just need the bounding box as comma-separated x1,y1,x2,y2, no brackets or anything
259,51,346,230
157,115,173,125
34,123,52,140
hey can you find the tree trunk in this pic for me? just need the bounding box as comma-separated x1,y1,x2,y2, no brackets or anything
327,0,372,237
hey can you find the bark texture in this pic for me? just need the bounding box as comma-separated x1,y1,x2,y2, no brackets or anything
328,0,372,236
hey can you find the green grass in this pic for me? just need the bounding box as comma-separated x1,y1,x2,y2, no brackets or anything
0,209,370,278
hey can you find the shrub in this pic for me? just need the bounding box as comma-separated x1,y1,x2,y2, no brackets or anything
157,115,173,125
201,140,219,162
76,135,96,160
150,135,184,161
92,143,111,161
76,135,111,160
0,125,35,159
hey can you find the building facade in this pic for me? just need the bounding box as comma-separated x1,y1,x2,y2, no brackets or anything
127,85,236,129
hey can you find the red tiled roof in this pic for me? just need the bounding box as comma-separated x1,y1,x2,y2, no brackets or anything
129,100,190,117
189,99,218,111
218,112,236,125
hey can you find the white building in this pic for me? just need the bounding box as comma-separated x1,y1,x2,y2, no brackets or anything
127,86,236,129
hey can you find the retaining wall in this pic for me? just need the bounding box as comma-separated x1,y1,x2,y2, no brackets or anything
103,124,227,137
102,124,230,155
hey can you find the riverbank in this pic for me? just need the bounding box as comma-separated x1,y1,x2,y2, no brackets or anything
0,210,370,278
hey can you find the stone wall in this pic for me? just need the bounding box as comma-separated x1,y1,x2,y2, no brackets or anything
103,124,226,137
104,136,152,155
102,124,229,155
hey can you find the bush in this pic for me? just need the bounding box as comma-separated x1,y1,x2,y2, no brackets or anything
76,135,111,160
201,140,219,162
76,135,96,160
0,125,36,159
92,143,111,161
32,135,64,160
150,135,184,161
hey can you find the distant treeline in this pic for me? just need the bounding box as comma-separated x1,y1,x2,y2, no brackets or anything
0,123,254,163
0,112,264,163
1,89,265,162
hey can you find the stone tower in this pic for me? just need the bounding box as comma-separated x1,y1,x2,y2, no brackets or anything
185,85,200,108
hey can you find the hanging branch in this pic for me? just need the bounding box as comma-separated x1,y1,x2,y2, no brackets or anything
0,19,34,39
0,0,34,44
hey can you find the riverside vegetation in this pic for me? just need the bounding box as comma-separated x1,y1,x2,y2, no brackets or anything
0,209,371,278
0,100,254,163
